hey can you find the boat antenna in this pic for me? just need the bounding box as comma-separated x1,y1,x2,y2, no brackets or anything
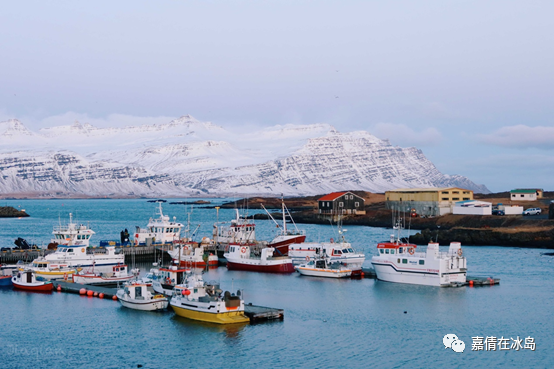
435,226,440,242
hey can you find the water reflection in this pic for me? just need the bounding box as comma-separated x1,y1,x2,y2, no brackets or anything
170,314,248,339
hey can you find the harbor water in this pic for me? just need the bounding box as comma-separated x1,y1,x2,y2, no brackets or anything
0,199,552,368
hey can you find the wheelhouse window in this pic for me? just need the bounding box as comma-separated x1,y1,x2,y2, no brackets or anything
402,259,407,264
419,260,425,265
380,249,384,254
391,249,395,254
385,249,389,254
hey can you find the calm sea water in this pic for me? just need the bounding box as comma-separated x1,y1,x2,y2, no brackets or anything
0,199,552,369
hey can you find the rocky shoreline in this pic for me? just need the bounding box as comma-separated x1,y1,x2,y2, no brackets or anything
0,206,30,218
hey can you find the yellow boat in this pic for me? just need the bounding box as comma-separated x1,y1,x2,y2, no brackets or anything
170,273,249,324
19,259,81,281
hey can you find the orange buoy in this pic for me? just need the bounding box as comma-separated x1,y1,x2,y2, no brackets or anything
93,292,98,297
99,293,104,299
469,280,474,287
57,286,62,292
361,272,365,278
79,288,87,295
87,290,94,297
112,295,118,301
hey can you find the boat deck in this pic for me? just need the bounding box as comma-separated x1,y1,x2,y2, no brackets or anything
244,303,284,323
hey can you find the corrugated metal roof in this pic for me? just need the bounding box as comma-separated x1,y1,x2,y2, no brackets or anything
317,192,348,201
386,187,472,193
510,189,540,194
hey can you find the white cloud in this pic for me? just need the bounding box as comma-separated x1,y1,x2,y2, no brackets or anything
38,112,178,129
370,122,443,147
478,125,554,149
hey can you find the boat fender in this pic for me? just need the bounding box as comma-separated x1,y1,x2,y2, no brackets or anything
457,248,463,257
330,238,334,243
166,277,171,284
63,273,68,281
305,256,310,261
408,248,415,255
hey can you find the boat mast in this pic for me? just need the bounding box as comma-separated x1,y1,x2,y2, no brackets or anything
281,194,287,235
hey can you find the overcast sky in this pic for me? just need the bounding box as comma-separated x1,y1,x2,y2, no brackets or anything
1,1,553,192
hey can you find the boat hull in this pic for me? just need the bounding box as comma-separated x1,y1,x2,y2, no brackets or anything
171,304,250,324
296,267,352,278
175,259,219,268
119,298,169,311
72,275,134,286
371,262,466,287
13,281,53,292
0,275,13,286
226,261,295,273
270,235,306,256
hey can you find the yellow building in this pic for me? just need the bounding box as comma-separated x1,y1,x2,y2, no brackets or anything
385,187,474,216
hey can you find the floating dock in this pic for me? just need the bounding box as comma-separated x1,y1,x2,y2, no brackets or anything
360,268,499,287
244,303,284,323
53,281,118,299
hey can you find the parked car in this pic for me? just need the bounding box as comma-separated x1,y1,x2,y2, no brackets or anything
523,208,542,215
1,247,11,252
492,209,505,216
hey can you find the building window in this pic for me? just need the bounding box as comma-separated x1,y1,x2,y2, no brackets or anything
463,198,470,200
442,191,449,194
355,202,359,207
463,191,470,194
442,198,449,201
339,202,343,207
453,191,459,194
452,197,459,200
520,195,524,198
350,195,354,200
512,194,516,198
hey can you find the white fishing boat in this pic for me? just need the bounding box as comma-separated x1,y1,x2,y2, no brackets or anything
296,258,352,278
50,213,95,247
371,220,467,287
213,209,257,246
42,245,124,268
168,240,218,268
116,281,169,311
134,202,184,245
170,272,250,324
12,270,53,292
19,258,80,281
152,265,189,296
72,264,136,286
224,244,295,273
288,229,365,276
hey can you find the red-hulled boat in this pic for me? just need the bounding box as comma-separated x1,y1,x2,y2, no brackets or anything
261,199,306,256
12,270,53,292
224,244,295,273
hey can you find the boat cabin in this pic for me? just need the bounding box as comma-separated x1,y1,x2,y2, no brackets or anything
376,242,417,256
159,266,188,286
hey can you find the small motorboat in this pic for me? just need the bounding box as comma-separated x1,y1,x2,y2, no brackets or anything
72,264,137,286
296,257,352,278
0,275,13,287
1,264,18,286
116,281,169,311
170,272,250,324
19,258,80,281
12,270,53,292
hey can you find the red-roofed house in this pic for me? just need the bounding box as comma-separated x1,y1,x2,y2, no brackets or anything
318,192,365,216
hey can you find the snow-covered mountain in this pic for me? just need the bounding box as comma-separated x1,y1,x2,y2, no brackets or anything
0,116,489,197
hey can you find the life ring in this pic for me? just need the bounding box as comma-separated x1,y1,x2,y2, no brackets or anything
241,246,247,254
166,277,171,284
183,245,189,251
81,248,85,253
457,248,463,257
408,248,415,255
330,238,334,243
135,233,139,238
305,255,310,261
63,273,68,281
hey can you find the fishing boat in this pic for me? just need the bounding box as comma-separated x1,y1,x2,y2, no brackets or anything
295,257,352,278
224,244,295,273
41,245,124,268
116,281,169,311
0,275,12,287
152,265,189,296
170,272,250,324
168,239,218,268
371,220,467,287
19,258,80,281
50,213,95,247
72,264,136,286
288,228,365,276
12,270,53,292
213,209,257,246
261,198,306,256
134,202,184,245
